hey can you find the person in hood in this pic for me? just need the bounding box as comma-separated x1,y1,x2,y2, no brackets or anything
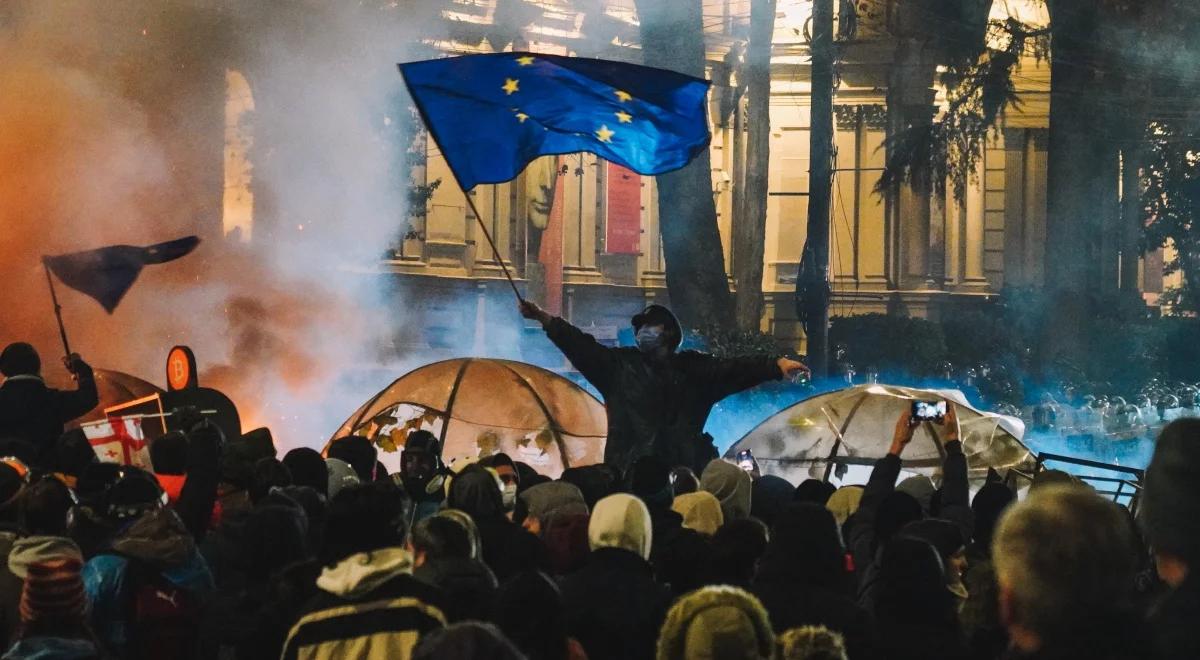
700,459,753,522
82,467,214,658
410,514,497,623
900,519,968,609
631,457,710,598
671,491,724,537
960,480,1014,660
851,407,971,613
3,557,101,660
520,301,808,474
479,453,520,515
517,481,590,576
872,538,969,660
282,480,446,660
282,448,329,498
399,431,448,523
560,493,670,660
324,457,360,499
1143,419,1200,660
655,585,775,660
447,465,548,581
0,345,97,469
752,503,875,660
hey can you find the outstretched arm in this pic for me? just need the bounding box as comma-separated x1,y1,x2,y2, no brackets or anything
698,355,808,402
849,411,914,569
520,300,618,393
938,404,973,540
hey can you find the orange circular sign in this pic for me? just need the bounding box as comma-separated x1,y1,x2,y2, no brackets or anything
167,346,195,391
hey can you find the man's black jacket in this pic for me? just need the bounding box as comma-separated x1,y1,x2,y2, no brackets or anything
0,364,98,464
544,317,781,473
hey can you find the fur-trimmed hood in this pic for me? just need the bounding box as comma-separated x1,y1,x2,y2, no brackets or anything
656,585,774,660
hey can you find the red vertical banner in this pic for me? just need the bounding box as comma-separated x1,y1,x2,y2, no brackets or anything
605,162,642,254
539,156,565,315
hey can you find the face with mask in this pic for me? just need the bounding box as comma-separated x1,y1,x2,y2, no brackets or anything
635,324,667,354
495,465,520,512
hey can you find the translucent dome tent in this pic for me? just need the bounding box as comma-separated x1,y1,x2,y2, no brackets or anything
725,384,1033,484
329,358,607,478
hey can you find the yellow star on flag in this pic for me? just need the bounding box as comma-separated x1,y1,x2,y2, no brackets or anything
515,112,529,123
596,124,615,143
615,110,633,124
614,90,633,102
516,56,535,66
502,78,520,95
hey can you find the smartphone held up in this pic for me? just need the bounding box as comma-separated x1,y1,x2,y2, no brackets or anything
911,400,948,424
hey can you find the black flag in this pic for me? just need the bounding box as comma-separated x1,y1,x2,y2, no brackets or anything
43,236,200,313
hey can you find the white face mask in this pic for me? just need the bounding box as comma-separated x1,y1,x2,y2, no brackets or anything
502,483,518,511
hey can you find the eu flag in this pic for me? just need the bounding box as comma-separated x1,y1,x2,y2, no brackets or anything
43,236,201,313
399,53,711,190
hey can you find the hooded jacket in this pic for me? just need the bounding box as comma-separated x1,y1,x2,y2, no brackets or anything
0,367,97,466
671,491,724,537
543,317,781,473
699,460,752,522
413,556,498,623
83,508,215,655
656,585,775,660
281,547,447,660
561,495,669,660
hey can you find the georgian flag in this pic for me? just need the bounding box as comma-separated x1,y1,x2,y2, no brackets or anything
82,416,152,469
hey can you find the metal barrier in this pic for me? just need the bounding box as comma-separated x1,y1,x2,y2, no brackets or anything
1006,452,1145,511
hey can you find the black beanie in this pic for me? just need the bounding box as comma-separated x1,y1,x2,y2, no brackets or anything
283,447,330,497
1144,418,1200,561
0,343,40,377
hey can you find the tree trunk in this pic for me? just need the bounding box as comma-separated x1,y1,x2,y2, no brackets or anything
1041,0,1121,365
634,0,734,331
734,0,776,333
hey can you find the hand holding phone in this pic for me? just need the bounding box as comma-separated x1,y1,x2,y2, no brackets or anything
911,400,948,424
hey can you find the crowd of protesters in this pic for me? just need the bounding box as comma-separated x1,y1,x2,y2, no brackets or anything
0,341,1196,660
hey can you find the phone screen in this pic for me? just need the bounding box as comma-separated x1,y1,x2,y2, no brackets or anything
912,400,948,422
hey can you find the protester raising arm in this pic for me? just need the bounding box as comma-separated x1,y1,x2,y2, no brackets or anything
520,300,618,394
937,404,973,543
693,353,810,403
848,410,914,573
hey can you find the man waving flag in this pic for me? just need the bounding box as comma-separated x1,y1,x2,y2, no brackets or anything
398,53,711,192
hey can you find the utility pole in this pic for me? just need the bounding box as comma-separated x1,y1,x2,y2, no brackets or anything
799,0,834,377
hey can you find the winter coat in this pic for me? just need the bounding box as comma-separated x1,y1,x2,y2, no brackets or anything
559,547,671,660
413,556,498,623
1152,573,1200,660
1,637,100,660
543,318,781,473
647,507,710,598
82,508,215,656
0,369,97,466
281,547,447,660
656,585,774,660
753,580,877,660
475,517,549,582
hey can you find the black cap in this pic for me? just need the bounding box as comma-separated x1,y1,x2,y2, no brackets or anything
631,304,682,349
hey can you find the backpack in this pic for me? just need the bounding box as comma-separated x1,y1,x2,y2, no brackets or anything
122,558,200,659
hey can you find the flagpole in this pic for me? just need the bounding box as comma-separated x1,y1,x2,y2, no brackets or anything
41,259,72,357
459,189,524,302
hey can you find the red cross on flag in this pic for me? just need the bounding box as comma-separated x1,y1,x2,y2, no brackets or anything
81,415,152,470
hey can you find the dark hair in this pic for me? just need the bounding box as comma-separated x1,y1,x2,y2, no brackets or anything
0,343,40,377
970,482,1015,554
282,448,329,497
480,452,515,471
53,430,96,478
20,477,73,536
321,480,408,564
327,436,377,482
150,432,189,476
794,478,837,505
412,515,473,561
751,475,795,528
758,503,847,590
249,458,293,504
241,501,311,579
491,571,569,660
708,517,770,587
